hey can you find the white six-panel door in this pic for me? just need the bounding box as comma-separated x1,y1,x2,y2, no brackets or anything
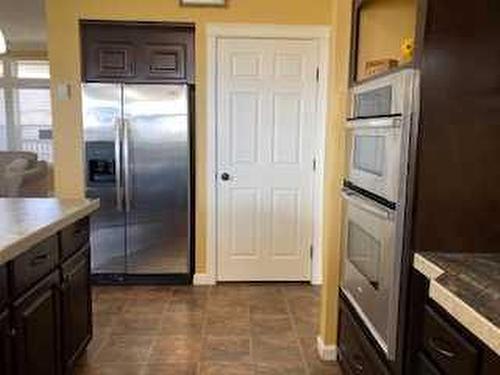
217,38,318,281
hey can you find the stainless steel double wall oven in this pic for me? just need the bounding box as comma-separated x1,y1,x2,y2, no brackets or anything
341,69,419,360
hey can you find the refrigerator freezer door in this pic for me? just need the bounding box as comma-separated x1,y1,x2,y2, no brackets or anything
82,83,127,274
123,85,190,274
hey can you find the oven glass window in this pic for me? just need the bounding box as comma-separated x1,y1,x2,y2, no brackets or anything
353,135,385,176
354,85,392,118
347,221,381,289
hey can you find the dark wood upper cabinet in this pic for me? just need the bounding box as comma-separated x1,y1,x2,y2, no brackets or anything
411,0,500,253
81,21,195,84
12,271,61,375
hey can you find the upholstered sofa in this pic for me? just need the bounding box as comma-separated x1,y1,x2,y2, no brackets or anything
0,151,52,197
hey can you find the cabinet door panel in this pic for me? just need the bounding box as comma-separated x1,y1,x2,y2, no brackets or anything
13,272,60,375
143,44,186,80
0,309,12,375
90,42,136,79
0,266,7,309
61,247,92,371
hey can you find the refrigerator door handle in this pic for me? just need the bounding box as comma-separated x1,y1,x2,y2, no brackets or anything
114,118,123,212
123,118,132,212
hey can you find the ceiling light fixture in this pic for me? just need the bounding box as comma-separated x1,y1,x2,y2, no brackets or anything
0,29,7,55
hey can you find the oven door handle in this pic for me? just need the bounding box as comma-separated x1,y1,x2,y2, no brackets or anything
341,190,394,220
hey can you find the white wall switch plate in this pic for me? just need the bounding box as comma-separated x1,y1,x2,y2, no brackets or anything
56,83,71,101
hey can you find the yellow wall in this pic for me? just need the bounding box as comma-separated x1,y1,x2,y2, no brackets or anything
318,0,352,345
45,0,332,274
45,0,358,348
357,0,416,79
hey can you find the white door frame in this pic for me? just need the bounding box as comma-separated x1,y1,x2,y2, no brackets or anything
196,23,331,285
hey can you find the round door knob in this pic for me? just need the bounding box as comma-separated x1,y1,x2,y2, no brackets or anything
221,172,230,181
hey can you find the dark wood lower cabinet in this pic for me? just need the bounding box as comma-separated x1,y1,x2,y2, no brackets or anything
13,271,61,375
61,247,92,372
338,292,390,375
406,270,500,375
1,309,12,375
1,218,92,375
414,352,441,375
0,266,7,308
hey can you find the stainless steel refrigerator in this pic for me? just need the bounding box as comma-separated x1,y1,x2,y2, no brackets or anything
82,84,192,282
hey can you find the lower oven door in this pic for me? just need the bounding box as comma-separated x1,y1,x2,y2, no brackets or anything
346,117,402,202
340,189,396,359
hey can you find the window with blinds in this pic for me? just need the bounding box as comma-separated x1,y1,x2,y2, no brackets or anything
0,59,53,197
0,59,53,162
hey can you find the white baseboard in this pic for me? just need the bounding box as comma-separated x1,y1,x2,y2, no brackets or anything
193,273,216,285
316,336,338,361
310,274,323,286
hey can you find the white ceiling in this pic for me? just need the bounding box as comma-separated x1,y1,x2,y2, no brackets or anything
0,0,47,50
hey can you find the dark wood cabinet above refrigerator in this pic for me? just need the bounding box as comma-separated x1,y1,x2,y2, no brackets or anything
81,21,195,84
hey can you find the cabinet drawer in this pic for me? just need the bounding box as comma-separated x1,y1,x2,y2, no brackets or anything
0,266,7,308
60,217,90,260
423,305,479,374
11,236,59,297
339,296,389,375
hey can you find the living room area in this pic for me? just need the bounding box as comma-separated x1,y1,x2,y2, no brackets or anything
0,0,53,198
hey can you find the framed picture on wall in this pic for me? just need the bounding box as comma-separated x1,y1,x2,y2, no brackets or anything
180,0,227,6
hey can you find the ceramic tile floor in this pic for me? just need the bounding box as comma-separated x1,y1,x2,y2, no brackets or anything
75,283,342,375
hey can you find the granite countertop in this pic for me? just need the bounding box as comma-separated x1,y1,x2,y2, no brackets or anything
414,252,500,355
0,198,100,265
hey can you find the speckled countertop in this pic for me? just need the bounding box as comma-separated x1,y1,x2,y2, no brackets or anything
414,252,500,355
0,198,99,265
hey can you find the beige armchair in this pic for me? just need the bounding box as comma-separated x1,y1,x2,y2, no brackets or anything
0,151,52,197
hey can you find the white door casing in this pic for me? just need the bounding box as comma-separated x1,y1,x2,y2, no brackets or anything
216,38,319,281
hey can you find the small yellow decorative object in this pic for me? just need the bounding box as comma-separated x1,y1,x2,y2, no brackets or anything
401,37,414,62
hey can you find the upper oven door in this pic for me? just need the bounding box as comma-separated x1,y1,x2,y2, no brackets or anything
350,69,416,119
340,188,396,358
346,117,402,203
